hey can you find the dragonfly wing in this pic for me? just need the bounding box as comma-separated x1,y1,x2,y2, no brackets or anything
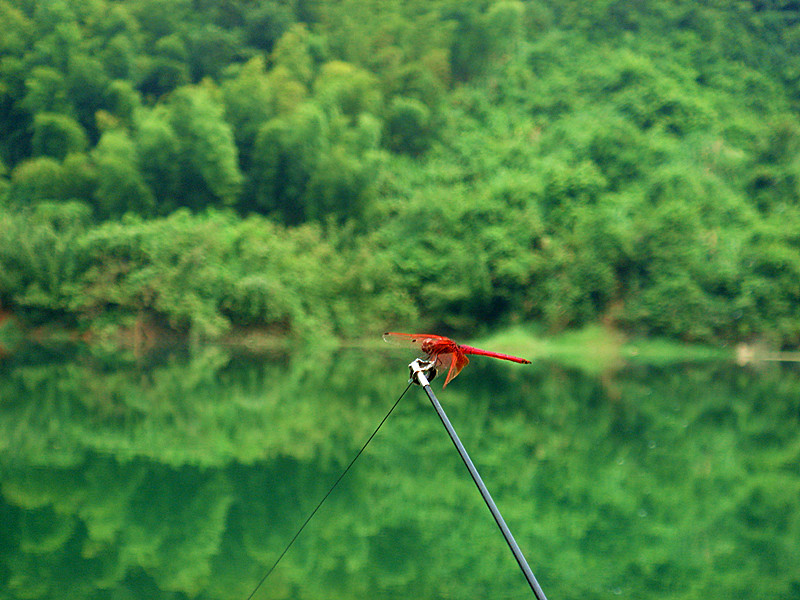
383,332,455,361
383,332,449,347
442,351,469,388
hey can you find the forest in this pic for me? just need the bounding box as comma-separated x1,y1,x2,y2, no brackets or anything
2,0,800,347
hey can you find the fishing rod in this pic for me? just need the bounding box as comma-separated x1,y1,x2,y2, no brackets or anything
245,351,545,599
409,358,548,600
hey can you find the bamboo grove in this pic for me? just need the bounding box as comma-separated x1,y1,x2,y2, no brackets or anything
2,0,800,345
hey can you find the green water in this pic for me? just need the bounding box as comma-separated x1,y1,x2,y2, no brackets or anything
1,343,798,600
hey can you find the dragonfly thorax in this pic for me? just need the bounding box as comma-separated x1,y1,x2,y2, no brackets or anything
421,337,459,357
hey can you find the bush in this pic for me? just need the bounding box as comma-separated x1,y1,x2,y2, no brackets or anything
0,202,92,321
0,209,414,340
385,97,432,155
31,113,88,160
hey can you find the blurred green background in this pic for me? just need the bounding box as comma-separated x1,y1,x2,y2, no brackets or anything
2,1,800,599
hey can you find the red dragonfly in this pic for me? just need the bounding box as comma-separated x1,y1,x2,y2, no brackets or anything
383,332,531,388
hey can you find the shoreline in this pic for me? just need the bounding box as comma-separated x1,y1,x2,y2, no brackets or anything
0,314,732,370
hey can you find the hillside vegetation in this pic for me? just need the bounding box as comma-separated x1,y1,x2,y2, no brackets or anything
2,0,800,345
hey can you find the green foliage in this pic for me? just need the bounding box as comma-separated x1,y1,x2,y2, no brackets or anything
0,202,91,320
448,5,495,82
166,84,243,208
3,0,800,344
102,79,141,127
0,2,34,58
31,113,88,160
738,213,800,345
219,56,276,168
271,23,316,85
132,106,181,209
0,158,8,203
385,96,432,155
243,2,294,52
7,157,67,205
371,176,546,331
0,208,414,339
249,100,381,223
92,129,155,217
249,102,326,221
314,60,382,119
137,52,191,98
22,66,71,115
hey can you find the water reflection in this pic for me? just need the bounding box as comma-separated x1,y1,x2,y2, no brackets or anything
1,343,799,599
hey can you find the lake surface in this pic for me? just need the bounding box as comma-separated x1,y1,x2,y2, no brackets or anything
1,342,798,600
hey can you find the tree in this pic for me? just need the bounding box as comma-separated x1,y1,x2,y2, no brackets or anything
0,1,34,58
137,34,190,98
7,157,67,205
66,53,111,139
0,201,91,320
271,23,315,85
219,56,276,170
448,6,494,82
183,23,245,81
0,157,8,204
31,113,88,160
101,79,141,129
313,60,382,120
167,84,243,208
92,129,155,217
133,106,181,211
243,1,294,51
249,103,326,221
385,96,432,155
22,66,71,115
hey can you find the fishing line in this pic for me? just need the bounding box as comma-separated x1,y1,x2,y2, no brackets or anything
245,381,414,600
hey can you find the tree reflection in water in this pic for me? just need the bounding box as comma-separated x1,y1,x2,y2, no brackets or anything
1,344,799,599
